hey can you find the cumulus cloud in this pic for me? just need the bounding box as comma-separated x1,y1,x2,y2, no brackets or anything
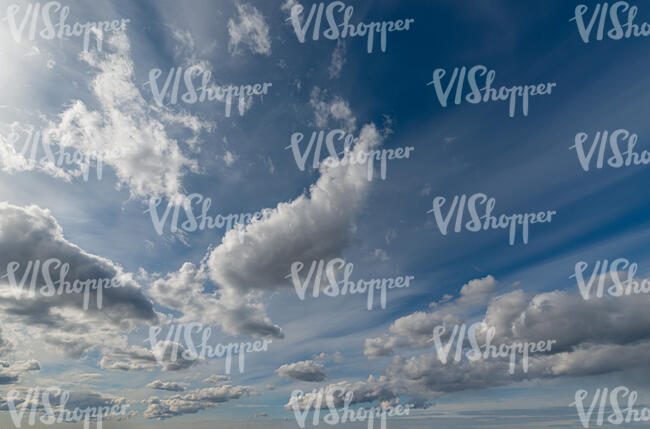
0,360,40,384
147,380,188,392
364,275,496,358
0,389,129,419
203,123,382,338
203,374,231,385
276,360,326,382
361,275,650,404
285,376,398,411
43,32,211,201
0,202,157,362
143,385,253,419
100,342,197,372
149,104,384,339
228,4,271,56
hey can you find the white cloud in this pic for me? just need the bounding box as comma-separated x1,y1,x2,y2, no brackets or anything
276,360,326,382
0,360,40,384
360,275,650,403
203,374,231,385
144,385,253,419
147,380,188,392
0,202,158,370
44,32,211,201
228,4,272,56
310,87,356,132
223,150,238,166
373,249,390,261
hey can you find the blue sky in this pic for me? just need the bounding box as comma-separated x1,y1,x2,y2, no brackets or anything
2,0,650,428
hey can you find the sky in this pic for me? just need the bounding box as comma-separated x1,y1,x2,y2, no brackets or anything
1,0,650,428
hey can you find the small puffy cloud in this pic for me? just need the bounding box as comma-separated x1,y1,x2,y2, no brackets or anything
144,385,253,419
147,380,188,392
203,375,231,385
0,360,40,384
285,376,397,410
276,360,326,382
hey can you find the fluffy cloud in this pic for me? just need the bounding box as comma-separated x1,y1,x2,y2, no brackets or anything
276,360,326,382
144,385,253,419
100,342,197,372
361,275,650,403
285,376,398,411
147,380,188,392
0,202,157,369
44,32,211,201
204,123,382,338
364,275,496,358
0,360,40,385
203,374,231,385
149,110,384,339
228,4,271,56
